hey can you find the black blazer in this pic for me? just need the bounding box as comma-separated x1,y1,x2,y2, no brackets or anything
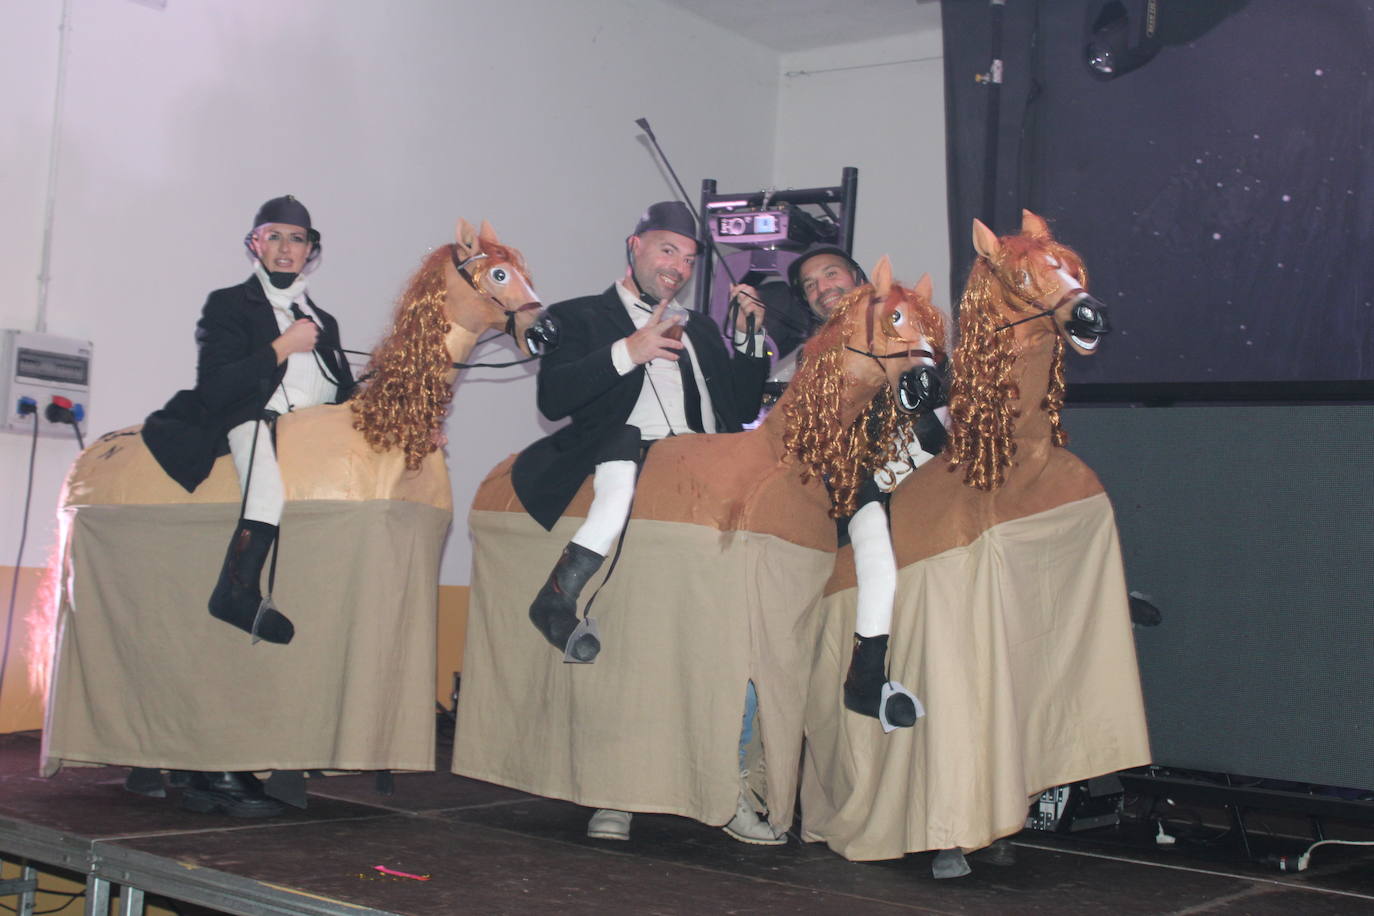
511,286,770,530
143,277,356,492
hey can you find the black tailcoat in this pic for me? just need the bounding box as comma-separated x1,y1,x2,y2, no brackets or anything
143,277,356,492
511,286,770,530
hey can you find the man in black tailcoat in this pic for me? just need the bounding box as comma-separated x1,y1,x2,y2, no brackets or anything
511,201,769,660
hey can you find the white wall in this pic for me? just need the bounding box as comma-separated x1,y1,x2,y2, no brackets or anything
773,21,950,321
0,0,781,584
1,1,949,592
0,1,70,578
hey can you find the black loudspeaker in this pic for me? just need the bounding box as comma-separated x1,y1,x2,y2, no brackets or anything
1064,403,1374,790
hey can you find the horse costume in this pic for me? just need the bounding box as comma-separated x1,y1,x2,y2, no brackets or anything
453,261,944,833
801,211,1152,861
35,220,551,779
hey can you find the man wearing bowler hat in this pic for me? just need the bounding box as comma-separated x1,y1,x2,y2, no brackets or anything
513,201,769,658
510,201,780,842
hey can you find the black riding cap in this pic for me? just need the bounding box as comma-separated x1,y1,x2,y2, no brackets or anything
252,195,321,245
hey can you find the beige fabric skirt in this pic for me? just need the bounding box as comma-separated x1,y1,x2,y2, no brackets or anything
40,404,451,776
454,506,833,831
800,494,1152,860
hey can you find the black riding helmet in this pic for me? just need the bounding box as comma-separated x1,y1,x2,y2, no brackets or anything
246,194,322,264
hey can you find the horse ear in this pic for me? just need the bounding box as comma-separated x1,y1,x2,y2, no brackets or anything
914,272,933,302
1021,209,1051,239
455,219,480,258
872,256,893,298
972,219,1000,259
478,219,498,242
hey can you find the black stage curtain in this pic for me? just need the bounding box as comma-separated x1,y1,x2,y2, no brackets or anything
941,0,1374,389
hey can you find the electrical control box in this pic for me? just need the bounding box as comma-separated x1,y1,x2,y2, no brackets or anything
1,330,92,440
1026,776,1125,832
1026,786,1072,831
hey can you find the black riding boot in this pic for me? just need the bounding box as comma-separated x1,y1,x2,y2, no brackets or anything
843,633,918,728
529,542,603,661
208,520,294,644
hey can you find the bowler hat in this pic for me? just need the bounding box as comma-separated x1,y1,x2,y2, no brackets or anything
632,201,699,244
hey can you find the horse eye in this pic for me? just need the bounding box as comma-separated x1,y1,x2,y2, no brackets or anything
490,267,508,284
1015,270,1032,289
890,308,905,326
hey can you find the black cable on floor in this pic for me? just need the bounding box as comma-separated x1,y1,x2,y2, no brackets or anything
0,887,86,915
0,413,40,708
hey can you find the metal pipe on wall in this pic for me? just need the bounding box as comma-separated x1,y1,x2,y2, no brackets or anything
35,0,76,335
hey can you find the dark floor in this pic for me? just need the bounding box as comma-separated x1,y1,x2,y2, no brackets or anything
2,724,1373,916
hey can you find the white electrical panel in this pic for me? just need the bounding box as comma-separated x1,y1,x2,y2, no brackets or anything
1,330,93,440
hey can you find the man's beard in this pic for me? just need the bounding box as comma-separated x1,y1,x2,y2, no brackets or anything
636,267,684,303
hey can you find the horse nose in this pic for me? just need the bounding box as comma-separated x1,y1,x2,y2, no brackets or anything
1067,294,1111,336
524,313,560,356
897,364,945,414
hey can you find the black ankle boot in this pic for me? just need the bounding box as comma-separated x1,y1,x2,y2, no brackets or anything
208,520,294,644
529,542,604,661
843,633,917,728
124,767,166,798
181,771,286,818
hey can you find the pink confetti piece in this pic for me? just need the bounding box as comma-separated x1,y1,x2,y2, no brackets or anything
373,865,431,881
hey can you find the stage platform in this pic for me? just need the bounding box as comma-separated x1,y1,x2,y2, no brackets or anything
2,725,1373,915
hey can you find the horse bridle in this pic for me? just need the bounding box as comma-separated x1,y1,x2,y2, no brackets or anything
449,244,561,368
843,297,943,413
983,255,1112,339
844,296,934,364
845,344,934,361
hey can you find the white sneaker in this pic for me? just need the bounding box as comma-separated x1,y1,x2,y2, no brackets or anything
587,808,632,841
722,793,786,846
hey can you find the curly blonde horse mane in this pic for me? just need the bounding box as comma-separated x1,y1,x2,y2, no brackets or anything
945,233,1086,491
348,246,453,469
346,235,516,470
784,282,947,519
351,239,530,470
